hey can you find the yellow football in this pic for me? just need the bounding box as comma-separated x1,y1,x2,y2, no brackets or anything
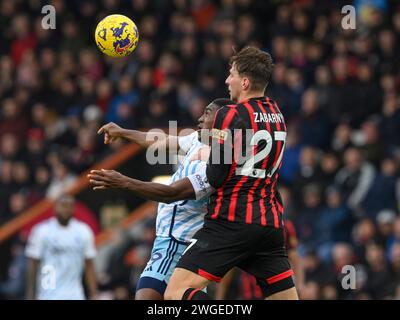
95,14,139,57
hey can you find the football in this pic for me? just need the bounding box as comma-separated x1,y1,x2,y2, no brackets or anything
94,14,139,57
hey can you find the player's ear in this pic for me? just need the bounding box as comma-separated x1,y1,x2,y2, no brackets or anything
242,77,250,91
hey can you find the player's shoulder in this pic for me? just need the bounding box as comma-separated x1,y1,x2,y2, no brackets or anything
29,218,56,238
215,103,239,116
71,218,91,231
178,131,199,153
33,217,57,231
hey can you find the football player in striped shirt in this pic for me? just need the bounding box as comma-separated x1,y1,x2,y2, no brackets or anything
88,98,233,300
165,47,299,300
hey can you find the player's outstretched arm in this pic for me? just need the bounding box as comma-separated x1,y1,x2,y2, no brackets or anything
88,169,195,203
98,122,179,150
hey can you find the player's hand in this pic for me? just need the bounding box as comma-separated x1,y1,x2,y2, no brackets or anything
190,146,211,162
87,169,128,190
97,122,124,144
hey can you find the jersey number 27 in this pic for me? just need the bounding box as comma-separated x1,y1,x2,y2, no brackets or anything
236,130,286,179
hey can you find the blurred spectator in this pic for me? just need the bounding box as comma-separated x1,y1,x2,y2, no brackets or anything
319,152,341,190
295,184,324,254
389,242,400,285
302,250,335,289
0,98,30,143
279,125,301,185
316,186,353,262
46,160,77,199
381,94,400,150
350,64,382,127
0,239,26,299
356,118,385,167
331,121,354,155
362,158,399,218
387,218,400,259
364,242,395,299
292,146,323,206
299,88,333,149
335,147,376,215
106,75,138,127
376,210,397,250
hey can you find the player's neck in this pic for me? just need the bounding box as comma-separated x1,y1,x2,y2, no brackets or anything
237,91,265,103
56,217,71,227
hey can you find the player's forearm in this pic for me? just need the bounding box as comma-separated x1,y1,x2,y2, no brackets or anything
120,129,168,149
26,259,38,300
85,260,98,300
125,178,192,204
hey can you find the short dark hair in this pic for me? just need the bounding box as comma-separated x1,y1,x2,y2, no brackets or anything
210,98,235,109
229,46,274,92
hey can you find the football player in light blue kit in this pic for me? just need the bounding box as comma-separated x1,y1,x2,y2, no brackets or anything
88,98,233,299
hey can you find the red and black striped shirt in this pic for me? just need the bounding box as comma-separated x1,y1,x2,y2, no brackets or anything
205,96,287,228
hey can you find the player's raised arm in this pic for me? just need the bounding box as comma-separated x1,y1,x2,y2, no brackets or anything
97,122,180,150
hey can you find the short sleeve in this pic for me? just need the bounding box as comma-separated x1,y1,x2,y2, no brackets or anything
206,106,242,188
82,225,96,259
187,162,214,200
25,226,45,259
178,132,198,153
212,106,241,129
